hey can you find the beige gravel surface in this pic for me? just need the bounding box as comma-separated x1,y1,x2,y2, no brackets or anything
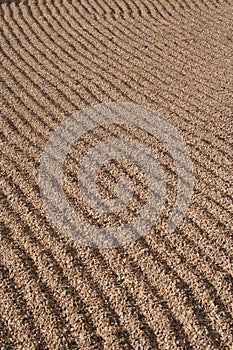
0,0,232,349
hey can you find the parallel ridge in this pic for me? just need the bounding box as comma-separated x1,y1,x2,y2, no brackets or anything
0,0,231,20
0,0,232,349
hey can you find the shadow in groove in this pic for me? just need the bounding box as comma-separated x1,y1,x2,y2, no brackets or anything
0,221,103,349
0,313,15,350
0,0,22,5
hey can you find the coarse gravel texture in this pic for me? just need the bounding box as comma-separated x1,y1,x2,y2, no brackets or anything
0,0,232,349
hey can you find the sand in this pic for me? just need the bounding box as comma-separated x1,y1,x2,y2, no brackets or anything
0,0,232,349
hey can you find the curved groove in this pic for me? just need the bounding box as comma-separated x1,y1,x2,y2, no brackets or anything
2,114,232,256
34,0,233,157
116,13,231,89
2,77,232,229
1,0,232,348
0,148,186,348
2,70,232,215
1,196,130,348
0,7,106,107
38,0,231,126
1,155,224,344
0,209,182,348
10,0,232,149
2,1,231,183
1,86,231,262
1,150,231,348
39,0,230,124
116,246,226,349
0,54,230,241
1,193,159,348
40,2,233,159
2,78,232,241
1,4,124,104
0,221,102,349
1,154,171,347
0,259,48,349
54,1,231,142
47,0,231,121
76,1,231,105
2,151,232,343
0,15,77,115
104,0,231,67
139,233,233,323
